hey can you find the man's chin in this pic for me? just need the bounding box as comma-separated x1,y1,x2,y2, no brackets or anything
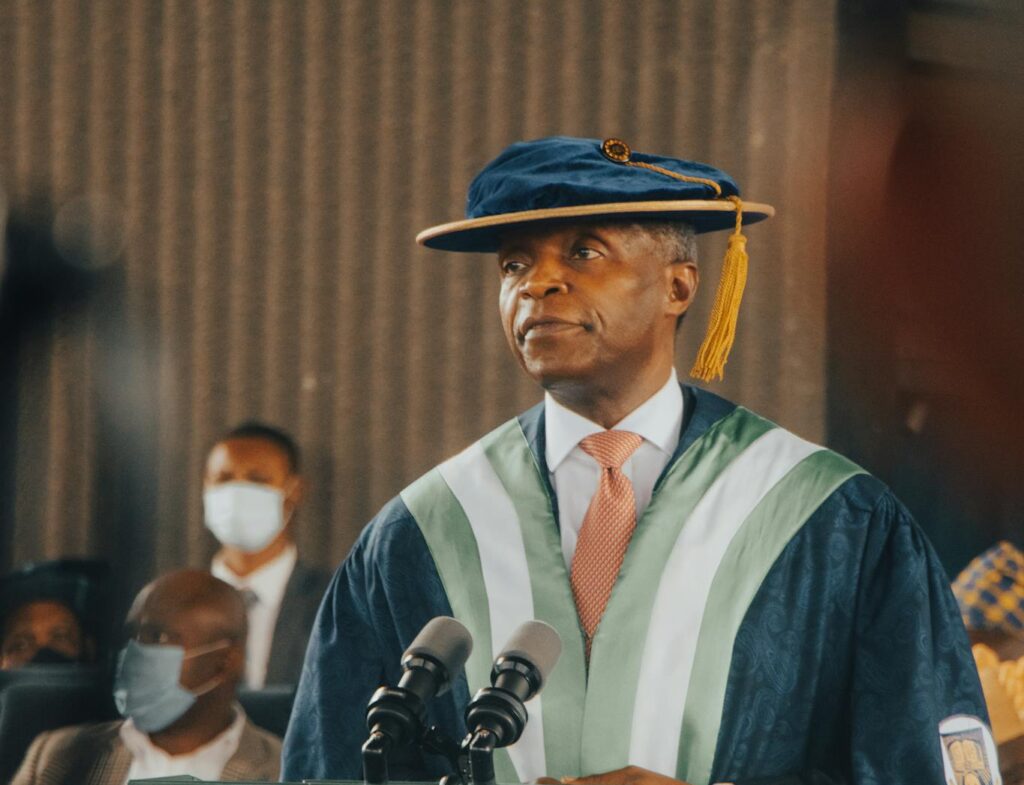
521,358,595,392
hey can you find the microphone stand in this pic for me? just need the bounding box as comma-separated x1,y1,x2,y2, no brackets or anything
466,728,498,785
428,726,496,785
363,712,468,785
421,725,469,785
362,731,391,785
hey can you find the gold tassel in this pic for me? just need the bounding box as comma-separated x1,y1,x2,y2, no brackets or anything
690,196,748,382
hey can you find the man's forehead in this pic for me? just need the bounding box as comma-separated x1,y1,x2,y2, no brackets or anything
133,599,222,636
497,221,645,251
5,600,79,633
207,437,290,469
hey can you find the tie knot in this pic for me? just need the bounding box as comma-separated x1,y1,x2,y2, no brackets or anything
579,430,643,469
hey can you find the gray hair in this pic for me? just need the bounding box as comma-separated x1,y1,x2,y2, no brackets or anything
634,221,698,265
629,221,697,331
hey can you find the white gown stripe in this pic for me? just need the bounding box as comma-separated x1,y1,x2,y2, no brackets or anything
439,442,547,782
628,428,822,775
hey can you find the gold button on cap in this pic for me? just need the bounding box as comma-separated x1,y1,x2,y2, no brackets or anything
601,138,632,163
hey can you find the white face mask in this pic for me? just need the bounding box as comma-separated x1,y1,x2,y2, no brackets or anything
203,482,287,553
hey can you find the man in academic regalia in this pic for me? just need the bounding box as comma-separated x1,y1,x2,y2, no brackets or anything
282,137,990,785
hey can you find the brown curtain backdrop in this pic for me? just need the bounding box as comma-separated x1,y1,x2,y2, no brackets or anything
0,0,836,591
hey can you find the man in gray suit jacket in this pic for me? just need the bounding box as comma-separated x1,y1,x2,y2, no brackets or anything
263,559,330,686
10,570,282,784
204,421,331,688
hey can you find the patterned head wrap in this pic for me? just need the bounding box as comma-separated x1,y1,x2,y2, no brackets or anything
952,541,1024,633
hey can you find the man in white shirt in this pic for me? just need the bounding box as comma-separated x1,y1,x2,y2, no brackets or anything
204,421,330,688
11,569,281,785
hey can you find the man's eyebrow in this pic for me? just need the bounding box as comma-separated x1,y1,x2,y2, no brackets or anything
497,243,530,259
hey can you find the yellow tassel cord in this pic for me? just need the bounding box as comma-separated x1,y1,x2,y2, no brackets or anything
597,140,750,382
627,160,723,197
690,196,748,382
603,140,725,197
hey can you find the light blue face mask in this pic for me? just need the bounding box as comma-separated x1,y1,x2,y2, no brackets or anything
113,638,229,733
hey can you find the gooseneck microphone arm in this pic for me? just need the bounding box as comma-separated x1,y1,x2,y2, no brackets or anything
363,655,442,783
463,654,533,749
463,620,563,785
362,617,473,785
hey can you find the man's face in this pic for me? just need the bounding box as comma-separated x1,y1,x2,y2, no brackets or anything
204,437,300,525
497,223,694,391
0,600,84,669
128,585,239,698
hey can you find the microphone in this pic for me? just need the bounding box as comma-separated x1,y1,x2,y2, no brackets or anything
363,616,473,784
464,620,563,748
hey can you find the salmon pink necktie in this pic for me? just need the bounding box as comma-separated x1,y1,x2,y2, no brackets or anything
570,430,644,656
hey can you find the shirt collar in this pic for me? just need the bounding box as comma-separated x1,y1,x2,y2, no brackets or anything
119,703,247,762
211,543,297,608
544,368,683,472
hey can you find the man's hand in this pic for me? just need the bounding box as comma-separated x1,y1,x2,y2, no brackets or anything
555,765,697,785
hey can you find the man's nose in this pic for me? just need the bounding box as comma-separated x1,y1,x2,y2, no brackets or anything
519,257,569,299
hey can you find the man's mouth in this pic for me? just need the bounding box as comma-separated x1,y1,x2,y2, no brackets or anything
518,317,582,341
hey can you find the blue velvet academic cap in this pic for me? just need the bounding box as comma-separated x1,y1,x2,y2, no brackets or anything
416,136,773,253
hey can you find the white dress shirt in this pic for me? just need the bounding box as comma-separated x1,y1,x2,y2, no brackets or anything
120,704,246,783
545,369,684,570
212,543,297,688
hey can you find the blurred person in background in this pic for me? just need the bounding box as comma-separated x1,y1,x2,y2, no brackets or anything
954,541,1024,783
204,421,330,688
0,559,108,669
10,569,281,784
1,599,88,669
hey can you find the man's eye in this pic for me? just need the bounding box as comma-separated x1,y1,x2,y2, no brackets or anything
501,260,526,275
573,246,598,260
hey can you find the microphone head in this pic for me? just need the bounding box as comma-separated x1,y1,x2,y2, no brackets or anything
404,616,473,687
496,620,562,690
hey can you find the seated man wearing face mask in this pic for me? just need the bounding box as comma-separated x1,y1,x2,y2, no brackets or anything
1,598,89,669
204,421,331,688
11,569,281,784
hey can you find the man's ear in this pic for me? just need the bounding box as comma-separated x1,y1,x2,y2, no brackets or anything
666,261,699,318
283,476,306,523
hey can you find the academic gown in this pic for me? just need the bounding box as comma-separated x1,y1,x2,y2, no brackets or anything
282,386,987,785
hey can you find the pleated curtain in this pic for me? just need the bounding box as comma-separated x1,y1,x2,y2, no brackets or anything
0,0,836,592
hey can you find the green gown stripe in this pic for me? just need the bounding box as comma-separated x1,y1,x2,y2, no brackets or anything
435,437,549,780
676,450,865,784
579,408,776,774
480,421,588,778
399,469,519,784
